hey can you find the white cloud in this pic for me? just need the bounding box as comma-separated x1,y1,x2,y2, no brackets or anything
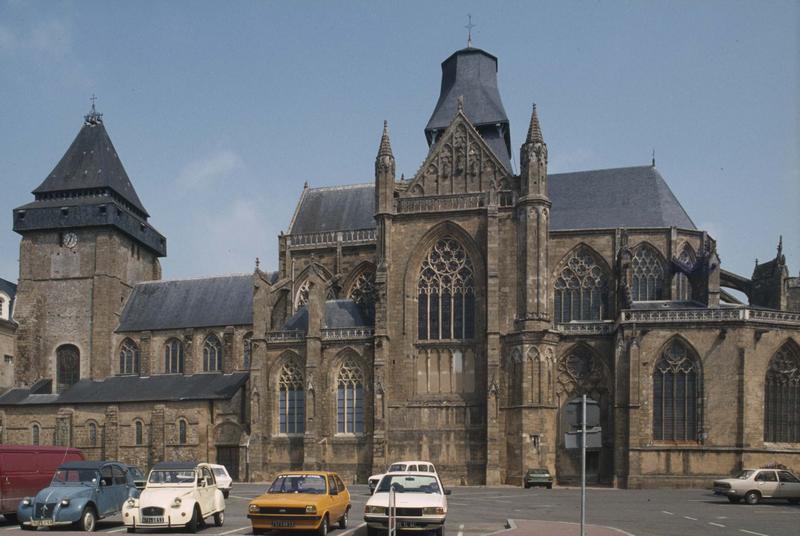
176,150,244,190
200,197,270,273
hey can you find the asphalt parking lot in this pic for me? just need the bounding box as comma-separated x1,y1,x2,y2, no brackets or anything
0,484,797,536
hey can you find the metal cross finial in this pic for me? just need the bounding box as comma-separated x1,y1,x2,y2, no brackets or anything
84,93,103,124
465,14,475,48
90,94,97,112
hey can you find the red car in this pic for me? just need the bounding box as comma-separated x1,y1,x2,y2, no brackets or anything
0,445,84,523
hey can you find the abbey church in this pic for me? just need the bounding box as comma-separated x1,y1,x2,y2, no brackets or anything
1,45,799,488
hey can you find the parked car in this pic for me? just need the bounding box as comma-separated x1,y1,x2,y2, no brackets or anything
127,465,147,491
122,461,225,533
247,471,350,535
208,464,233,498
368,461,438,495
713,468,800,504
16,460,136,531
364,471,449,536
524,468,553,489
0,445,84,523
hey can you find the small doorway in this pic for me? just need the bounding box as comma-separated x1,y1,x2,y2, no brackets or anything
216,447,240,481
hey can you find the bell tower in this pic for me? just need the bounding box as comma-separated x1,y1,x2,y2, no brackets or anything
11,104,166,389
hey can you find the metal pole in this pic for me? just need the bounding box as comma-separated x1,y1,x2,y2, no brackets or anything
581,394,586,536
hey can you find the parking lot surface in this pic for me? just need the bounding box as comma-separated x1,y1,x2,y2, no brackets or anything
1,484,797,535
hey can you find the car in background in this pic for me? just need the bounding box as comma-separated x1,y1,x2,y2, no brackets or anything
247,471,350,535
713,468,800,504
524,468,553,489
364,471,449,536
368,461,437,495
208,464,233,498
127,465,147,491
16,460,136,531
122,461,225,533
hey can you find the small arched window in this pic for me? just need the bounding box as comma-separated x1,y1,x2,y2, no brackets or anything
653,340,700,442
764,342,800,443
134,420,144,445
56,344,80,393
178,419,187,445
32,424,40,445
631,244,666,301
88,422,97,447
674,244,696,301
337,358,365,434
278,361,305,435
0,297,5,320
553,247,609,322
164,338,184,374
203,334,223,372
119,338,140,375
243,332,253,370
418,237,475,340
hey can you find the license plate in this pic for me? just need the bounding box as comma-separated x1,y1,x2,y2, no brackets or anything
272,521,294,528
142,516,164,524
31,519,54,527
399,521,418,528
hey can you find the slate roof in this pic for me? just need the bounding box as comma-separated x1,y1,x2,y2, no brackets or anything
0,373,249,406
288,166,695,234
117,275,253,332
284,299,371,332
32,118,149,217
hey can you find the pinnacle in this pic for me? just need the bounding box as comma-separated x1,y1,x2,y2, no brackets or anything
526,103,544,144
378,120,394,158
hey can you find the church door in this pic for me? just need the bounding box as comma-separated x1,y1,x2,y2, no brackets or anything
216,447,240,482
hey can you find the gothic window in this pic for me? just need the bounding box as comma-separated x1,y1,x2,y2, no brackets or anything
295,280,311,309
56,344,80,393
32,424,40,445
674,244,696,301
416,347,476,395
134,420,144,445
88,422,97,447
203,334,223,372
417,237,476,340
119,338,140,375
243,332,253,370
764,342,800,443
178,419,188,445
653,340,700,442
164,338,184,374
632,244,666,301
348,269,376,322
337,359,365,434
278,361,305,434
553,248,609,322
0,297,5,320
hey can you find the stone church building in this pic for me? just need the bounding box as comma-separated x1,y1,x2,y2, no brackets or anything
1,45,799,488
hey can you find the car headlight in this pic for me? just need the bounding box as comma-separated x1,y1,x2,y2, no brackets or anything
126,498,136,508
60,499,71,507
22,498,32,507
364,505,385,514
248,504,259,513
171,497,182,508
305,505,317,514
422,507,445,515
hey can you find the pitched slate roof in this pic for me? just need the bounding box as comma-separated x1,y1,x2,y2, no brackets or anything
288,166,695,234
32,118,149,217
284,299,371,332
118,275,253,332
0,373,249,406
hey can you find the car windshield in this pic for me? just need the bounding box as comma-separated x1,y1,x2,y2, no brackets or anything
377,475,441,494
147,470,197,486
529,469,548,474
213,468,228,477
388,464,407,472
736,470,756,479
268,475,327,494
129,467,144,479
51,469,98,486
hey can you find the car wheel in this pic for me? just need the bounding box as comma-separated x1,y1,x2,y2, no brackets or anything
317,515,328,536
437,526,446,536
745,491,761,505
338,508,348,529
214,510,224,527
78,506,97,532
788,498,799,505
728,496,741,504
546,483,552,489
20,525,34,531
366,527,379,536
127,528,136,533
223,490,229,499
4,513,17,523
186,506,200,533
524,483,530,489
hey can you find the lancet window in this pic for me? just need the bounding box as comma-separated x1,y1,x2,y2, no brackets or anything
674,244,696,301
764,342,800,443
134,420,144,445
553,248,609,322
415,346,476,395
417,237,476,340
337,359,365,434
164,338,184,374
32,424,40,445
278,361,305,434
203,334,223,372
348,269,376,322
56,344,80,393
88,422,97,447
178,419,188,445
653,340,700,442
119,338,140,375
632,244,666,301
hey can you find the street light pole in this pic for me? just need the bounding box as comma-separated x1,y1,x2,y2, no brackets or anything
581,394,587,536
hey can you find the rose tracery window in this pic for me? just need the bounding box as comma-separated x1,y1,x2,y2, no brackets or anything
295,279,335,310
417,237,475,340
554,248,609,322
653,340,700,442
632,244,666,301
278,361,305,434
119,338,140,375
337,359,365,434
203,334,223,372
764,343,800,443
348,270,376,322
674,244,696,301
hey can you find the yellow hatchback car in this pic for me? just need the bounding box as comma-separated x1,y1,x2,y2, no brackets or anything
248,471,351,535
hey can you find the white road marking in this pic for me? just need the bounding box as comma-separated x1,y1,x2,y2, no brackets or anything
4,528,20,531
229,495,258,500
683,516,698,520
661,510,674,515
457,523,464,536
740,530,770,536
336,522,366,536
449,502,469,505
709,522,726,528
217,527,249,536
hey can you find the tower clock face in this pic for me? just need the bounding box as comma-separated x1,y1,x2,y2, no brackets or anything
62,232,78,248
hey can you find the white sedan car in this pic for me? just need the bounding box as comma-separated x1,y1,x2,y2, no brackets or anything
122,462,226,533
368,460,438,495
364,472,449,536
207,464,233,498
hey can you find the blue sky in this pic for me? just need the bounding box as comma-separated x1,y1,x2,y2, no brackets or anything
1,0,798,286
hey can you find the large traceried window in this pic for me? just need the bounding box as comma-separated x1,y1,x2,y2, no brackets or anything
653,340,700,442
203,334,223,372
764,342,800,443
674,244,696,301
337,359,365,434
119,338,140,375
554,247,609,322
632,244,666,301
348,269,376,322
418,237,475,340
56,344,80,393
164,338,184,374
278,361,305,435
416,347,476,395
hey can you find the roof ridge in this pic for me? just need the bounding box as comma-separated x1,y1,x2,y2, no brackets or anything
550,164,655,176
135,273,253,285
305,182,372,192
